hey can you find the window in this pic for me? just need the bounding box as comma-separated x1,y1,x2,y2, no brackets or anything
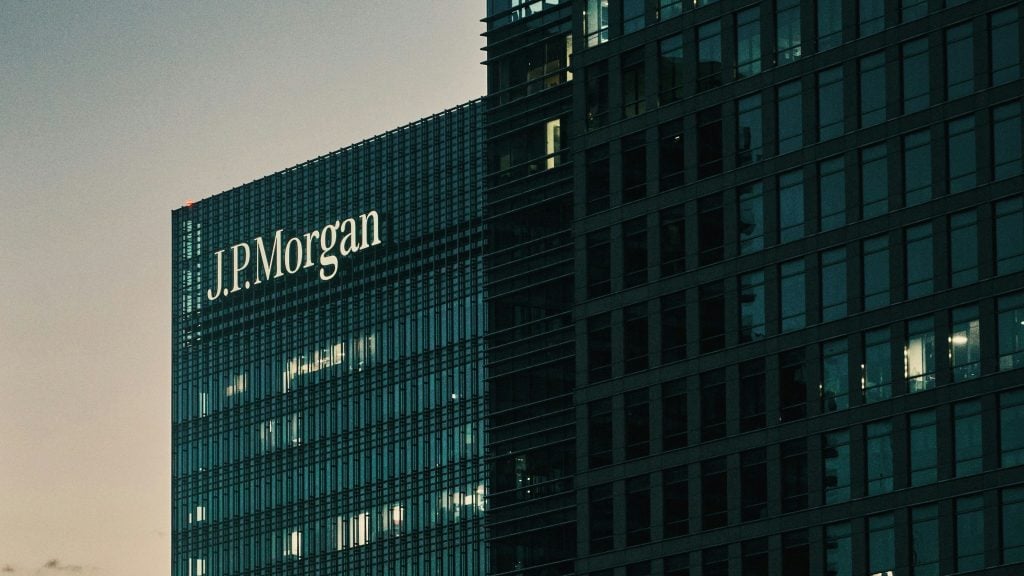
947,116,977,193
701,457,728,529
905,223,933,299
909,410,937,485
625,390,649,459
818,66,844,141
780,349,807,421
700,282,725,352
664,555,689,576
911,504,940,576
819,156,846,231
737,94,763,165
586,62,609,128
993,102,1023,180
861,143,889,218
662,381,687,450
906,317,935,392
776,0,802,64
956,495,985,571
781,439,808,511
868,514,895,576
659,0,682,21
822,338,849,412
588,313,612,383
1002,389,1024,466
624,303,649,373
739,359,766,432
954,400,983,476
778,169,804,242
1003,487,1024,563
863,327,892,403
585,0,610,47
622,50,646,118
623,218,648,287
780,259,806,332
586,145,610,213
622,133,647,203
622,0,645,34
950,210,978,287
659,35,684,105
740,271,766,342
700,369,726,441
991,9,1021,86
859,0,884,36
950,305,981,381
740,448,767,521
999,292,1024,370
902,0,927,22
997,197,1024,275
866,420,894,494
902,38,930,114
697,107,723,178
777,81,803,153
860,52,887,127
698,195,724,265
659,120,685,190
742,539,769,575
824,522,852,576
660,205,685,276
589,399,613,467
663,465,689,537
661,292,686,363
589,483,614,552
587,229,611,297
702,546,728,576
738,182,764,253
818,0,842,51
626,475,650,545
863,235,890,310
946,24,974,99
821,247,848,321
736,8,761,78
697,21,722,91
903,130,932,207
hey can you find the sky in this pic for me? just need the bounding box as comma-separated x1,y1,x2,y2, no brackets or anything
0,2,484,574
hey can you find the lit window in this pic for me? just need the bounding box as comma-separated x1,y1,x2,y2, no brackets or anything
998,292,1024,370
905,317,935,392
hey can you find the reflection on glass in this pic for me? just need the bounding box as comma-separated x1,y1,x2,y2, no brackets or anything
905,317,935,392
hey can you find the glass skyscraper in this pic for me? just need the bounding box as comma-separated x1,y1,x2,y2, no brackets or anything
171,101,486,575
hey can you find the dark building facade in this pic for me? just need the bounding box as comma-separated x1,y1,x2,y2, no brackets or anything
483,0,1024,575
170,101,486,575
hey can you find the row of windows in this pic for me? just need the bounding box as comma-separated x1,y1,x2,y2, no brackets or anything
587,388,1024,553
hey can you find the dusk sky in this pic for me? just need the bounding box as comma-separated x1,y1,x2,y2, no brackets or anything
0,3,484,574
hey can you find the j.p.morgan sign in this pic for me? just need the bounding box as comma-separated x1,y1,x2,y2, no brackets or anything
207,210,381,301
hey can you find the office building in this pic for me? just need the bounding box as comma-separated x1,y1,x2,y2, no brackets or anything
170,101,486,575
483,0,1024,574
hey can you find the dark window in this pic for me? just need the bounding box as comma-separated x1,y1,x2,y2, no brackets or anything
623,0,645,34
586,229,611,297
912,504,940,575
737,94,763,165
902,38,929,114
625,390,650,460
776,0,802,65
664,553,690,576
956,495,985,571
697,20,722,91
903,130,932,207
782,531,809,574
622,133,647,203
740,448,767,521
868,514,896,576
1001,388,1024,466
736,8,761,78
777,81,803,153
702,546,728,576
993,102,1023,180
819,156,846,231
817,0,842,51
991,9,1021,86
661,293,686,363
866,420,894,495
586,145,610,214
818,66,844,141
778,169,804,242
824,430,851,503
587,313,612,384
948,116,977,193
863,235,890,310
863,327,892,403
663,465,689,537
779,349,807,421
700,369,726,441
861,143,889,218
821,247,848,321
662,380,687,450
659,120,685,190
946,24,974,99
824,522,852,574
860,52,887,127
822,338,849,412
950,210,978,287
699,282,725,352
740,270,766,342
622,50,646,118
742,538,769,576
738,182,765,253
739,359,766,432
996,197,1024,275
698,195,724,265
781,439,808,512
902,0,927,22
589,483,614,552
626,475,650,545
954,400,983,476
624,303,649,374
623,218,648,288
586,61,609,128
905,223,933,298
1003,487,1024,563
660,205,685,276
859,0,884,36
701,458,728,529
998,292,1024,371
780,259,806,332
659,35,685,105
588,398,613,468
697,106,723,178
950,305,981,382
909,410,937,485
906,316,936,393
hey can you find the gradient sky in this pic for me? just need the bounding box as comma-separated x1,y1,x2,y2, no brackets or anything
0,3,484,574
